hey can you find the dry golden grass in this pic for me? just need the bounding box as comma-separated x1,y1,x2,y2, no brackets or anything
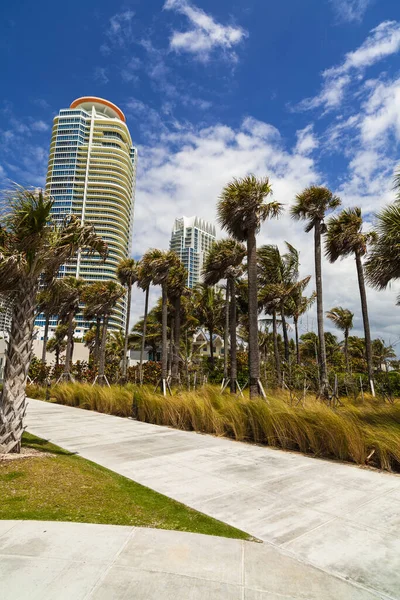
27,383,400,472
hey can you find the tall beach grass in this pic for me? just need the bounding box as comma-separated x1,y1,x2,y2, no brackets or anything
27,383,400,472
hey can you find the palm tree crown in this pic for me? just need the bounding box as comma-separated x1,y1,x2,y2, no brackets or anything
365,203,400,296
218,175,282,241
203,239,246,285
326,307,354,333
325,207,377,262
290,186,341,232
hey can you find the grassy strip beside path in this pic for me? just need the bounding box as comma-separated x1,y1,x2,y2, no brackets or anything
0,432,250,540
27,383,400,472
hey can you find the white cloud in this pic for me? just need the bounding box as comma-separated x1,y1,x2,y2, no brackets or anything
295,125,319,155
30,120,49,132
329,0,373,23
299,21,400,111
104,9,135,49
163,0,247,61
93,66,109,85
360,76,400,144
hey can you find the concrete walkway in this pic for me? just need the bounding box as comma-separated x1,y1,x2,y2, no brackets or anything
25,399,400,599
0,520,382,600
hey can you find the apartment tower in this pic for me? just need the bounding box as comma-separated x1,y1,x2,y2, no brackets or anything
170,216,216,288
41,96,137,333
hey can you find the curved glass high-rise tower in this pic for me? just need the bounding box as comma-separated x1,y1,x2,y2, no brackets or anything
42,96,137,332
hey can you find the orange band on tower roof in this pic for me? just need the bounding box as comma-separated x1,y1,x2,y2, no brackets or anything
70,97,126,122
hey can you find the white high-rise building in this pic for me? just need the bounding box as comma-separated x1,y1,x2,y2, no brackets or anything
170,216,216,288
37,96,137,334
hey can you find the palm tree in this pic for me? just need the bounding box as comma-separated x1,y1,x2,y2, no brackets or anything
57,277,87,381
137,252,158,384
286,285,316,365
372,339,396,372
203,239,246,392
218,175,282,398
36,281,63,364
326,207,376,391
290,186,341,396
365,203,400,301
193,284,225,370
167,263,188,384
326,307,354,373
82,281,125,385
142,249,180,394
116,258,139,381
0,186,107,453
46,323,68,367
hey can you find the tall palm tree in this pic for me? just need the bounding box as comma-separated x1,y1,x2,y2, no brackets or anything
0,186,107,453
82,281,125,385
58,277,87,381
116,258,139,381
137,252,158,384
326,207,376,391
167,262,188,384
218,175,282,398
142,249,180,394
46,323,68,367
286,284,316,364
203,238,246,392
290,186,341,396
326,306,354,373
365,202,400,301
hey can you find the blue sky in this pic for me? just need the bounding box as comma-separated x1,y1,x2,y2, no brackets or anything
1,0,400,344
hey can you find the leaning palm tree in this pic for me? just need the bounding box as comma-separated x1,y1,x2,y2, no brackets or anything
218,175,282,398
0,186,107,454
193,284,225,370
57,277,87,381
143,249,180,394
326,207,377,391
365,202,400,301
116,258,139,381
326,307,354,373
82,280,125,385
203,238,246,392
290,186,341,397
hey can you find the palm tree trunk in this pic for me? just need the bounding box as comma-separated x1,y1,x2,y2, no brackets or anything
344,327,349,373
160,282,168,392
355,251,374,394
247,227,260,398
272,309,282,387
94,317,101,368
121,285,131,380
0,281,37,454
209,327,215,368
98,315,109,385
223,284,229,381
171,296,181,384
168,316,174,375
229,277,237,394
281,303,290,362
41,313,50,364
63,310,74,379
294,317,300,365
139,286,149,384
314,221,328,395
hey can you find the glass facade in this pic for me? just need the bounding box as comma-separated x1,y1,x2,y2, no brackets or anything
170,216,216,288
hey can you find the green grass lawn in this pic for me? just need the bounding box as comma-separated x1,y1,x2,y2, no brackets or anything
0,432,250,540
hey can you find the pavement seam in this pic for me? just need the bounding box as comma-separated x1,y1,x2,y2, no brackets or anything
81,527,137,600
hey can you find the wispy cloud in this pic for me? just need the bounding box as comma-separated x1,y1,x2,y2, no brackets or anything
93,66,109,85
163,0,247,62
298,21,400,111
30,120,49,132
295,125,319,155
101,9,135,54
329,0,374,23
